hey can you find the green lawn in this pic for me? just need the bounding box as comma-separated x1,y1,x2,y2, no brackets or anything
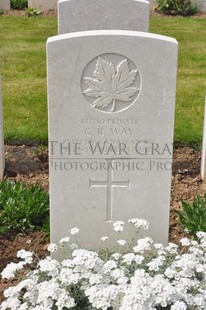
0,15,205,146
0,15,57,142
150,16,206,147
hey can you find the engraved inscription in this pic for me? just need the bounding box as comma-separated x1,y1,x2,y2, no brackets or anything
82,54,141,113
89,159,130,221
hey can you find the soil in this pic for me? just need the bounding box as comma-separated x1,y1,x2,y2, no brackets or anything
0,145,206,303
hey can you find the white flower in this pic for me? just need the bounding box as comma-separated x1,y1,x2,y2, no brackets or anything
38,257,60,276
184,227,190,233
59,236,70,244
17,249,33,263
100,236,108,242
62,259,74,268
165,242,178,254
111,253,121,260
55,291,76,309
122,253,135,265
47,243,58,252
4,226,206,310
3,286,21,298
196,231,206,239
164,267,177,279
0,297,21,310
34,279,59,306
58,268,80,285
133,237,153,253
134,254,144,264
89,274,102,285
103,260,117,273
180,237,190,246
1,262,26,279
85,285,122,310
113,220,124,232
117,239,127,246
110,268,124,279
196,264,205,273
147,256,165,271
72,249,99,270
70,227,80,235
19,303,29,310
70,243,78,250
171,301,187,310
154,243,164,250
128,218,149,230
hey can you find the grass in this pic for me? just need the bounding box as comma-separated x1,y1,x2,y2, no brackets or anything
0,14,205,145
150,16,206,147
0,15,57,142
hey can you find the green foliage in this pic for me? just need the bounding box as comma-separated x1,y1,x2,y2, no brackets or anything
25,7,42,17
0,9,4,15
156,0,199,16
0,180,49,234
175,195,206,236
11,0,28,9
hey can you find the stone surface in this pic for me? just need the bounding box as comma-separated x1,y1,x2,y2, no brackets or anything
0,0,10,10
201,97,206,180
58,0,150,34
47,30,178,256
196,0,206,12
28,0,57,11
0,76,4,180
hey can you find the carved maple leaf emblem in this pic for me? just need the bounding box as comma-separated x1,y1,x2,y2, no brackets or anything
83,57,139,112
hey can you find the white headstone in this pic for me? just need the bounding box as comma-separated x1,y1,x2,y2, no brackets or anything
47,30,178,256
58,0,150,34
201,96,206,180
0,0,10,10
0,76,4,180
197,0,206,12
28,0,57,11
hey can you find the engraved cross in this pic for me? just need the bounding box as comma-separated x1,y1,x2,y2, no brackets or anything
89,159,130,221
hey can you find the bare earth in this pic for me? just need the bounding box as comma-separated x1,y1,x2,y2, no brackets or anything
0,145,205,302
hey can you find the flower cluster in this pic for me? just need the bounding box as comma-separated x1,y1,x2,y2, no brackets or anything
1,220,206,309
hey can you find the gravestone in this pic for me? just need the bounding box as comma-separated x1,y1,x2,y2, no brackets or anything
0,76,4,180
197,0,206,12
47,30,178,255
201,97,206,180
28,0,57,11
0,0,10,10
58,0,150,34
